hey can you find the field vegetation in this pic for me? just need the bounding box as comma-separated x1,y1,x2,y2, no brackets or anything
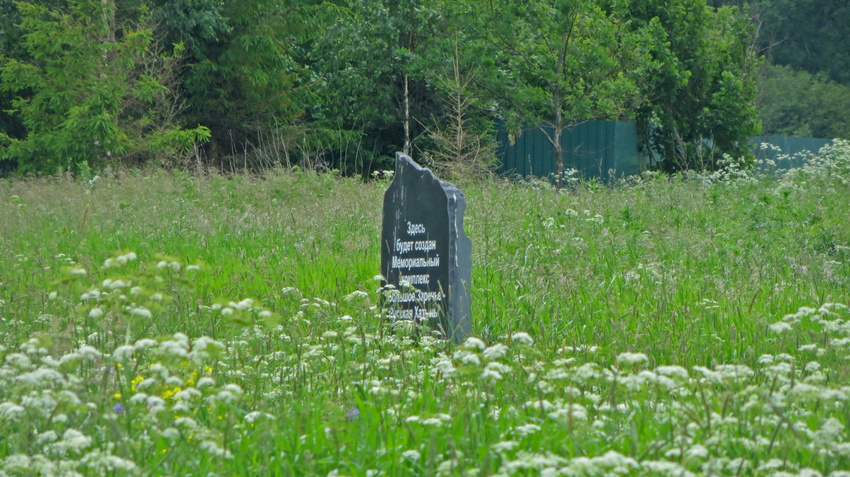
1,142,849,475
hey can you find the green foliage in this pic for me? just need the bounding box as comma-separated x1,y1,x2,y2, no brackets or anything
0,0,27,162
169,0,338,163
312,0,446,171
0,0,788,175
0,0,209,175
627,0,761,172
758,62,850,139
753,0,850,86
451,0,658,186
418,43,499,181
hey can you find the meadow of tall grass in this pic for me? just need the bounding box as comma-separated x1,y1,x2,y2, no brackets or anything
1,141,849,476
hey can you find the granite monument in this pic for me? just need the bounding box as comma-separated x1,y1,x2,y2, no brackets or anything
380,153,471,343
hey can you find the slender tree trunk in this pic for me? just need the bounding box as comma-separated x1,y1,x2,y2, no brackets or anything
404,75,411,156
104,0,115,43
454,48,464,162
554,127,564,191
554,101,564,191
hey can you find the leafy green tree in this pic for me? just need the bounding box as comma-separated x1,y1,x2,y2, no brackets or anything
455,0,658,188
0,0,209,174
758,63,850,139
312,0,445,172
0,0,28,172
149,0,337,165
710,0,850,86
418,40,499,181
627,0,761,172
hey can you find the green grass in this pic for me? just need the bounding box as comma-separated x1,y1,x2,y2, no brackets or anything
1,141,850,476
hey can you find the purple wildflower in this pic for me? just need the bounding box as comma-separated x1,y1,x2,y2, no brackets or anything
113,403,126,414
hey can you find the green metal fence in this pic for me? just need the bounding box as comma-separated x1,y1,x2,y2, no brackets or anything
495,121,643,181
750,135,834,172
496,121,834,180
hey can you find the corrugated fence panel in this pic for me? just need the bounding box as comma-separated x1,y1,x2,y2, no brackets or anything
750,136,833,172
497,121,642,182
497,123,831,181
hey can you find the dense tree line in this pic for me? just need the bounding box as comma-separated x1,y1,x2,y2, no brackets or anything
710,0,850,140
0,0,773,176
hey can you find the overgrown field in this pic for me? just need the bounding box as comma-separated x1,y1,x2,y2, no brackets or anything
1,142,850,476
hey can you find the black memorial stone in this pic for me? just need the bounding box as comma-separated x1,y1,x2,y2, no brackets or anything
380,153,472,343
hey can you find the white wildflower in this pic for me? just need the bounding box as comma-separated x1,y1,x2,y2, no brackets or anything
491,440,518,453
344,290,369,302
37,430,58,444
454,350,480,366
174,388,202,400
655,365,689,380
128,393,148,404
640,460,694,477
616,352,649,366
433,356,456,377
5,353,32,369
199,440,233,459
512,332,534,346
524,399,554,411
548,402,588,422
133,338,157,351
514,423,541,437
111,345,134,363
232,298,254,310
769,321,793,334
483,344,508,360
2,454,31,472
482,367,503,381
463,337,486,350
245,411,274,423
81,451,137,473
76,345,101,361
15,367,63,387
54,429,92,454
401,450,421,461
0,402,26,422
686,445,709,460
145,396,166,412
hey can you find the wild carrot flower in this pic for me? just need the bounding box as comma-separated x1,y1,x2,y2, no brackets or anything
511,332,534,346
